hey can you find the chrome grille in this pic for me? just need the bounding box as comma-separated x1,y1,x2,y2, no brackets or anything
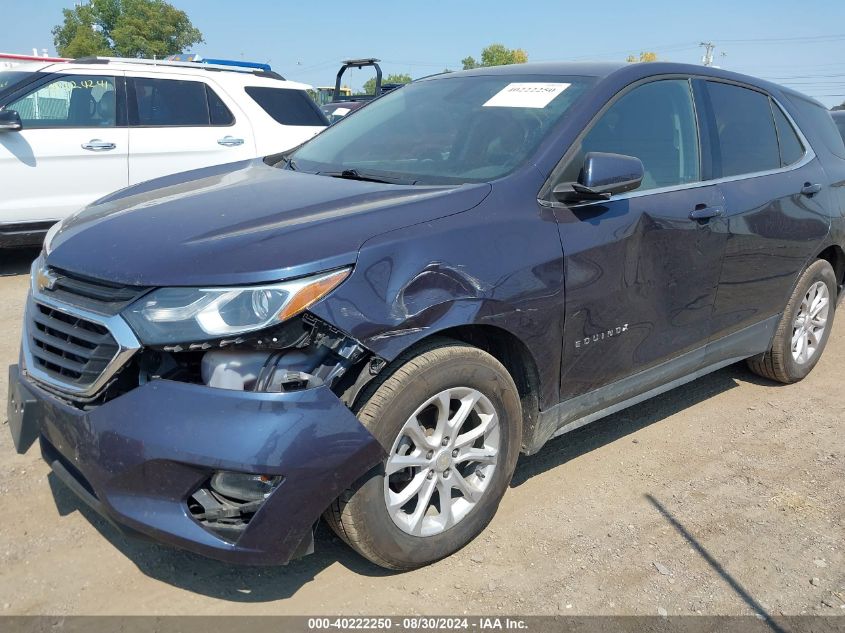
29,303,120,387
23,260,143,400
46,268,148,315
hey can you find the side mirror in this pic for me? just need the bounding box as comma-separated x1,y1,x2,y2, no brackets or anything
553,152,644,203
0,110,22,132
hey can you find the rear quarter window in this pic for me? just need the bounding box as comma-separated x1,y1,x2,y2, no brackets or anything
245,86,328,126
770,100,804,166
834,114,845,144
788,95,845,159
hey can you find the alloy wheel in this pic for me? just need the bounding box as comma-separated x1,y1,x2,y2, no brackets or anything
383,387,500,537
791,281,830,364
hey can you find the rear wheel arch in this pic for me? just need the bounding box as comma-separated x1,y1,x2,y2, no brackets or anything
748,257,836,383
815,244,845,291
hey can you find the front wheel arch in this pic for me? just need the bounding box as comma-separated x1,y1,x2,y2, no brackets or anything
349,325,542,454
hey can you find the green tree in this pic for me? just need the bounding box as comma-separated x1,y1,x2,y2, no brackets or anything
53,0,203,59
462,44,528,70
461,56,479,70
361,72,412,96
626,51,658,63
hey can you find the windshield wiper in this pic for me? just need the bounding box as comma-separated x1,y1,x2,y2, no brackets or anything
318,168,415,185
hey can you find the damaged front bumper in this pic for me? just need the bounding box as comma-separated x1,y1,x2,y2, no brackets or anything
7,363,385,565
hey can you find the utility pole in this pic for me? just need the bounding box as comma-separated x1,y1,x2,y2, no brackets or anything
700,42,716,67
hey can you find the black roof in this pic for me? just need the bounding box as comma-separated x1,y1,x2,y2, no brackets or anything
455,61,626,78
428,60,822,107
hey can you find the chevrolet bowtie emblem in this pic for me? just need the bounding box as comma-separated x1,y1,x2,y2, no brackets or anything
36,267,59,292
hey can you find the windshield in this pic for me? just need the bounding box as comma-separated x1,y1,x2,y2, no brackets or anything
0,71,35,97
290,74,595,184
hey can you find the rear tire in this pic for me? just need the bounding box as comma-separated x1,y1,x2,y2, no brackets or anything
324,339,522,570
747,259,837,383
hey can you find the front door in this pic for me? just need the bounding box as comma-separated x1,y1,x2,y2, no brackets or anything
553,78,727,400
0,72,128,226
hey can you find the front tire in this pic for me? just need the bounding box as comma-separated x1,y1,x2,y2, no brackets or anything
325,339,522,570
747,259,837,383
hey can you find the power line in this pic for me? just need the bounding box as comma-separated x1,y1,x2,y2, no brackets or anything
559,42,699,61
380,59,452,68
717,33,845,44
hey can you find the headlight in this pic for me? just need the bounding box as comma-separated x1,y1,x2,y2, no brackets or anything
123,268,350,345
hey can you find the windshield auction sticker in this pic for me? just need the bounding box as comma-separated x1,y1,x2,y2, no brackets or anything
483,82,571,108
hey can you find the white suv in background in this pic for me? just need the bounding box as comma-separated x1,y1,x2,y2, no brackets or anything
0,57,327,247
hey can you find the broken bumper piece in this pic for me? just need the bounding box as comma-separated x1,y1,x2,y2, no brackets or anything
7,364,385,565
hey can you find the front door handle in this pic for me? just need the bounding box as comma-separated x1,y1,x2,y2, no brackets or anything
801,183,822,197
218,136,245,147
690,205,724,221
81,139,116,151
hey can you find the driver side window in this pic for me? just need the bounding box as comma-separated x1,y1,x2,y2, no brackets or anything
561,79,700,192
8,75,118,129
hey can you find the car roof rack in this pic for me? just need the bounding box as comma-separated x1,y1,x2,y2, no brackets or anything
71,56,285,80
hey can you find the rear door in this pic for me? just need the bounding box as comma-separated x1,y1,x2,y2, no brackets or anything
126,73,256,184
0,71,127,226
554,78,727,400
697,80,832,362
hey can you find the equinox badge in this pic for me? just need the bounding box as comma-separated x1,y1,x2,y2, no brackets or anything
575,323,629,349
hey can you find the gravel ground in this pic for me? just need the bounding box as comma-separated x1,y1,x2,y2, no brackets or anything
0,247,843,616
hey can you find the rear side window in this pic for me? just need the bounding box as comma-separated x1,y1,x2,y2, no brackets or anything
129,78,233,127
787,95,845,159
771,101,804,166
245,87,328,126
561,79,700,191
706,82,780,177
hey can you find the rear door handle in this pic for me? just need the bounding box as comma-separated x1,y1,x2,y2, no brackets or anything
81,139,116,151
801,183,822,196
218,136,244,147
690,205,724,221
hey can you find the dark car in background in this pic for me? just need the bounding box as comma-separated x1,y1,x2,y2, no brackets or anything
8,61,845,570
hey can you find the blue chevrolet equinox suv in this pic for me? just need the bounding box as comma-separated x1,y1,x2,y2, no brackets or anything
8,62,845,570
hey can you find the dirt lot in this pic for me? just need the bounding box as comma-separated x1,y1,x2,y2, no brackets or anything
0,247,843,617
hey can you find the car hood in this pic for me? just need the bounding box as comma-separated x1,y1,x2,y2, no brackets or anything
47,159,491,287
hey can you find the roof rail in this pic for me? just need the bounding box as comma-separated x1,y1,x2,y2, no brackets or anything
71,56,285,79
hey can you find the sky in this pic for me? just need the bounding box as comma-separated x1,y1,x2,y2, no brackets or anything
3,0,845,107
